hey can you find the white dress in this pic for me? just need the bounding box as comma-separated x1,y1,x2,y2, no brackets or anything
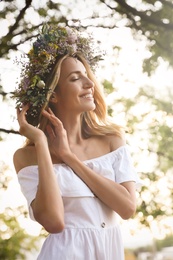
17,145,141,260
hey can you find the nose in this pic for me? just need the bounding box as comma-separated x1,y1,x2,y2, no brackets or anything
83,77,94,89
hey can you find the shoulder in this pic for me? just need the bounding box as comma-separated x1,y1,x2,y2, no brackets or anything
92,134,126,153
13,145,37,173
105,134,126,152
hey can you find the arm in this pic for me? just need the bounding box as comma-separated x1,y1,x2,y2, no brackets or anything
62,153,136,220
14,106,64,233
42,109,137,220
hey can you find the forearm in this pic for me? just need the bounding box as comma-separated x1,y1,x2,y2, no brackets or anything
32,136,64,232
64,154,136,219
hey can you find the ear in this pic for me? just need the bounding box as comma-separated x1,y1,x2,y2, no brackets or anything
49,92,58,104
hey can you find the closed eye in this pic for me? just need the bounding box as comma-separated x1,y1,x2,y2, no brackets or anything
71,77,80,81
70,71,88,82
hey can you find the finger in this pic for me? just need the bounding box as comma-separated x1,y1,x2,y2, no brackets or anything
16,107,20,117
42,109,52,118
16,107,24,120
47,107,54,115
42,108,64,136
21,104,30,113
42,109,62,127
42,108,56,121
17,104,29,116
46,124,56,142
17,105,30,126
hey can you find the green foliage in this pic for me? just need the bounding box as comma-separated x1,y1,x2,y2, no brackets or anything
0,162,10,189
103,80,115,116
0,207,38,260
101,0,173,74
1,0,173,249
0,0,173,74
134,234,173,255
0,165,40,259
156,234,173,250
104,80,173,232
103,80,114,95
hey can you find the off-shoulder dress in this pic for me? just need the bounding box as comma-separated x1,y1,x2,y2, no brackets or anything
17,145,141,260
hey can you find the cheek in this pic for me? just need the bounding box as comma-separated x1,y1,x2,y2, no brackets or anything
57,83,79,101
66,87,79,98
60,92,78,104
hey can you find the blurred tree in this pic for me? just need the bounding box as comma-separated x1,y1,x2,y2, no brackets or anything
156,234,173,250
0,207,38,259
0,162,39,259
134,234,173,256
0,0,173,253
0,0,173,135
0,0,173,74
105,80,173,236
100,0,173,75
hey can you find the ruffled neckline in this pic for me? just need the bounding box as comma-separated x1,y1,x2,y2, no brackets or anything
18,145,127,174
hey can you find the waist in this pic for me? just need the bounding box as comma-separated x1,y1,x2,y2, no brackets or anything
63,196,118,229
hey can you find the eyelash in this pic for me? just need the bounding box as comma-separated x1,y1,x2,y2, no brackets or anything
72,77,79,81
71,74,88,81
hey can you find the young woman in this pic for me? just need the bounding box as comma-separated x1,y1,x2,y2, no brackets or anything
13,24,141,260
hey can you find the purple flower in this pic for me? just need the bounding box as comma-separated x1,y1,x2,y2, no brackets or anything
22,77,30,90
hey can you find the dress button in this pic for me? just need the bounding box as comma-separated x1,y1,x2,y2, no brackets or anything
101,222,106,228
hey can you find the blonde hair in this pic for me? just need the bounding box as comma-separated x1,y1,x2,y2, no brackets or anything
25,54,124,145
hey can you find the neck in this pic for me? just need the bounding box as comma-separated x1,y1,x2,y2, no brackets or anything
56,112,85,145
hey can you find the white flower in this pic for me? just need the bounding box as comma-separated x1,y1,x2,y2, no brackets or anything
71,43,77,52
67,34,77,43
37,80,45,88
65,27,73,35
66,27,78,43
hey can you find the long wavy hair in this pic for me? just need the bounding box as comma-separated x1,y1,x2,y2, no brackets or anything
25,53,124,145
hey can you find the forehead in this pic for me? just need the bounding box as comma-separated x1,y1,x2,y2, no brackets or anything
60,57,86,78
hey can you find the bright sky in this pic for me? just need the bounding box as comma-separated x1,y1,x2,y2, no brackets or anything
1,0,173,255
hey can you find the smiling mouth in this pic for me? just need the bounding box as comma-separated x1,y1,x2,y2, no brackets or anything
81,94,93,99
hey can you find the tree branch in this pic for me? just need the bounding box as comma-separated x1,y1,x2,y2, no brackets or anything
0,34,39,56
0,91,8,97
0,128,19,135
100,0,173,30
8,0,33,35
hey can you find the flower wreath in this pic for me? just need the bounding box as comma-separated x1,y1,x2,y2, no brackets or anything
12,23,103,126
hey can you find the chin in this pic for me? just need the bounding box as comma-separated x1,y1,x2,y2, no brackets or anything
85,104,96,111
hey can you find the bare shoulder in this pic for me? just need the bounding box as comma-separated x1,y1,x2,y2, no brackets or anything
105,134,126,152
13,145,37,173
91,134,126,155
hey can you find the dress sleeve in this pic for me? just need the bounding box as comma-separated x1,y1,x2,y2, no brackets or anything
113,145,142,188
17,166,39,221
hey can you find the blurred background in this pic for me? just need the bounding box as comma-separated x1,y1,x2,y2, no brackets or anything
0,0,173,259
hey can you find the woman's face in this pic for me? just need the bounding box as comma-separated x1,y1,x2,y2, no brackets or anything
55,57,95,115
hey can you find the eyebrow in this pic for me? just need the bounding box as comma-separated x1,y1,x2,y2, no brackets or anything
66,70,87,79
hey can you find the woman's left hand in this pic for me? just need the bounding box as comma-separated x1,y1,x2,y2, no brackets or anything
42,108,73,161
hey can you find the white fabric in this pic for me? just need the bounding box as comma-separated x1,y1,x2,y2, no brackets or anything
17,145,141,260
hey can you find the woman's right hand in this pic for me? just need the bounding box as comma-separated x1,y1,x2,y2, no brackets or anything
17,105,46,143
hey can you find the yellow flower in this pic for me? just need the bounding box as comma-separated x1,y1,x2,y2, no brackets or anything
28,48,34,56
